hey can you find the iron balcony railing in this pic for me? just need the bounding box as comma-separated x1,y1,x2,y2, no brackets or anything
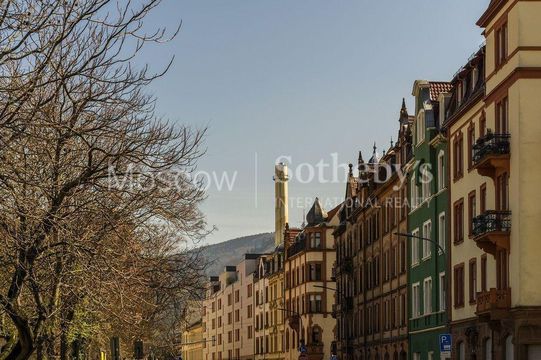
472,210,511,237
473,133,510,165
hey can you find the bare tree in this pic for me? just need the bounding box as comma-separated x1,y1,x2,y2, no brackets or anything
0,1,210,359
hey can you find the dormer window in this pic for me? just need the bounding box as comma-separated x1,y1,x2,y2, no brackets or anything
471,68,478,92
457,82,463,105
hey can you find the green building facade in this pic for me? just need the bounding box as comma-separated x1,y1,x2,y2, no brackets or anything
407,81,451,360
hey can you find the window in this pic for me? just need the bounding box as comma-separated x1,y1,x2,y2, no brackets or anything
228,294,232,306
480,113,487,138
458,342,466,360
505,335,514,360
439,272,446,311
228,312,232,324
310,232,321,249
412,283,421,317
311,327,321,344
400,241,406,273
472,67,479,91
454,199,464,244
484,338,492,360
235,329,240,341
422,220,432,259
481,254,488,292
454,133,464,180
309,263,322,281
235,309,240,322
469,258,477,303
480,183,487,213
417,110,425,145
454,263,465,308
496,172,510,211
235,290,239,303
247,284,252,298
438,212,446,254
496,96,509,134
468,124,475,169
438,151,445,191
309,294,322,313
411,176,419,209
495,22,508,68
413,353,421,360
218,316,222,327
411,228,420,265
468,191,476,236
421,165,431,201
423,277,433,315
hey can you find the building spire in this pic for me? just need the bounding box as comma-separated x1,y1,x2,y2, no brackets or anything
400,98,409,123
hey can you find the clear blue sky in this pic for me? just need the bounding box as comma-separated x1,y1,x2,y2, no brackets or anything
141,0,488,245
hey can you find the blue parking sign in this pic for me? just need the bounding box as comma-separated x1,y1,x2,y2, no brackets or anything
439,334,452,353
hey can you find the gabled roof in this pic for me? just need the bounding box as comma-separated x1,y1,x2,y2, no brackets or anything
429,82,453,101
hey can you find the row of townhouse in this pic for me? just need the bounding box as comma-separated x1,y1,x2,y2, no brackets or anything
197,1,541,360
335,0,541,359
201,165,340,360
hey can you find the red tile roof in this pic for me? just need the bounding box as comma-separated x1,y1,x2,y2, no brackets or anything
429,82,453,101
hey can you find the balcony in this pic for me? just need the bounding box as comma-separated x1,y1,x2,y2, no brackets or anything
307,344,324,355
472,133,510,179
472,210,511,254
476,288,511,320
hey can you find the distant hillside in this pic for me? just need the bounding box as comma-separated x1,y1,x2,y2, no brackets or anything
201,232,275,276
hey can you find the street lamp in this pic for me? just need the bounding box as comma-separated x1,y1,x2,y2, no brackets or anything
394,232,445,257
394,231,450,333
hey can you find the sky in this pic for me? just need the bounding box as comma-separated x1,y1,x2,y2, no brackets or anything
138,0,488,245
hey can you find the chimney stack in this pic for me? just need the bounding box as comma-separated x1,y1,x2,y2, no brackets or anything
274,163,289,247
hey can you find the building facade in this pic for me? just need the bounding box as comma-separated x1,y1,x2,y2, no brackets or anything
284,198,339,360
203,255,259,360
407,83,452,360
254,249,286,360
445,1,541,358
182,320,204,360
335,102,412,360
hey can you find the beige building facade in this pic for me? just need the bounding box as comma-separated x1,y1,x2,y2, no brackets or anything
182,320,204,360
283,199,339,360
446,1,541,358
203,255,259,360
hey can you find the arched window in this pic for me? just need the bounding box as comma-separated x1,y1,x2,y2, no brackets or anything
285,329,290,350
311,326,321,344
505,335,514,360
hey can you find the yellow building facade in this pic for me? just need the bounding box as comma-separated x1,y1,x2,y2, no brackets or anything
446,1,541,359
182,320,204,360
